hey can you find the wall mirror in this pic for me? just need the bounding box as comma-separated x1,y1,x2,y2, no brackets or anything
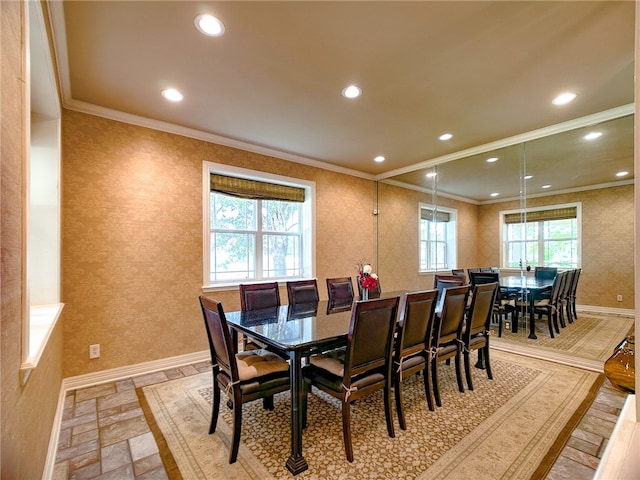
379,110,634,368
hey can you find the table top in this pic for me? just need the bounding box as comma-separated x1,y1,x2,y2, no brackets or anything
499,274,555,290
225,291,410,352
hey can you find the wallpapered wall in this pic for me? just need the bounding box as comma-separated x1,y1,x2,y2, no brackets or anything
1,3,65,478
62,110,379,376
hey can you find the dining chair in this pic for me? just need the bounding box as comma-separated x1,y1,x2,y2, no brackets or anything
451,269,466,281
239,282,281,350
558,269,574,326
286,279,319,306
392,290,439,430
515,272,563,338
199,296,290,464
568,268,581,321
301,296,400,462
462,282,498,391
326,277,355,312
431,284,470,407
534,266,558,281
433,273,466,305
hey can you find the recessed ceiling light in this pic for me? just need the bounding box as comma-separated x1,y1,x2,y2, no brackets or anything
425,171,437,178
583,131,602,140
552,92,577,105
616,171,629,177
194,14,225,36
374,155,385,163
486,157,498,163
342,85,362,99
161,88,184,102
490,192,499,197
439,133,453,141
524,175,533,180
542,184,551,189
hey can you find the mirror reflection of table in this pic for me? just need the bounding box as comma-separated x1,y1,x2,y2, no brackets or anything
499,275,554,339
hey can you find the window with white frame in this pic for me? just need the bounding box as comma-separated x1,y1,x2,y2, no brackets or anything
501,203,580,269
203,163,314,286
419,204,457,271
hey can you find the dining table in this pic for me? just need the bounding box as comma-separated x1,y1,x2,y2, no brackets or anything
499,275,555,339
224,291,407,475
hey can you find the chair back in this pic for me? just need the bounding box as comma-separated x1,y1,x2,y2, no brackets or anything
239,282,281,311
548,271,565,304
465,283,498,339
451,269,466,281
469,271,499,286
286,279,319,305
534,266,558,280
434,274,466,303
569,268,581,298
199,296,238,380
344,297,399,380
435,285,470,344
326,277,354,304
395,290,438,360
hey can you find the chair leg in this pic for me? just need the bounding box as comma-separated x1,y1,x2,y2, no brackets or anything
454,353,465,393
229,390,243,464
432,359,442,407
262,395,275,410
341,401,354,462
464,351,474,391
383,381,395,439
394,372,407,430
547,311,555,339
484,345,493,380
422,364,435,411
210,381,221,434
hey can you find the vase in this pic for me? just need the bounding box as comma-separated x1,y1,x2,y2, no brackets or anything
362,289,369,300
603,335,635,394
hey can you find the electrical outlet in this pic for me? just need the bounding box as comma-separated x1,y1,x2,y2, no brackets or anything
89,344,100,359
505,321,511,331
617,295,623,302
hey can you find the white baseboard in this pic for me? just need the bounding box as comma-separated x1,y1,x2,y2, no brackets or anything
577,304,635,317
42,350,210,480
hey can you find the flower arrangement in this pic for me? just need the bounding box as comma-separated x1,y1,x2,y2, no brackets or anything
356,260,378,291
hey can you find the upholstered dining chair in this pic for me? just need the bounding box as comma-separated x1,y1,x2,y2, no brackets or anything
433,274,466,305
326,277,355,312
239,282,281,350
392,290,439,429
515,271,564,338
568,268,581,321
462,282,498,391
534,266,558,281
286,279,319,306
431,284,470,407
558,269,575,326
199,296,290,464
301,296,400,462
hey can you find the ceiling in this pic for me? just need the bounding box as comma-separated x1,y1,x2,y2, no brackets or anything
47,1,635,202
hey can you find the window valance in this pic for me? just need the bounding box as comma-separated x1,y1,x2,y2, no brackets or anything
504,206,577,224
210,174,305,202
420,208,451,223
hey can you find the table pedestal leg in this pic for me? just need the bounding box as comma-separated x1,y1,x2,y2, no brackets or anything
286,350,309,475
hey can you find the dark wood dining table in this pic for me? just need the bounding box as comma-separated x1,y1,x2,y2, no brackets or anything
499,275,554,339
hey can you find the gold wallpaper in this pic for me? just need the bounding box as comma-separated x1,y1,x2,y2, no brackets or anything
1,3,65,478
62,111,378,376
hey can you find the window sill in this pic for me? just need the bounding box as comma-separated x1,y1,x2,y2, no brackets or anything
20,303,64,385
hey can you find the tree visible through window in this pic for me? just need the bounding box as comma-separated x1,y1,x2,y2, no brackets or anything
502,204,580,268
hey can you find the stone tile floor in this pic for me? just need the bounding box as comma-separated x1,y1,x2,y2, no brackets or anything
53,361,628,480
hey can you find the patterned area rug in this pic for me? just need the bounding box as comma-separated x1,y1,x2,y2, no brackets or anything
140,350,603,480
490,311,634,361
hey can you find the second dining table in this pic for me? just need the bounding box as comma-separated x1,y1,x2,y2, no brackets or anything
224,291,408,475
499,274,555,339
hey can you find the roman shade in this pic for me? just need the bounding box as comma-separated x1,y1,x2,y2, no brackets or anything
504,207,577,224
210,174,305,202
420,208,450,222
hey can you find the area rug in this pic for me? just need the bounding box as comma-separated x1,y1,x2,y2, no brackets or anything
490,311,634,362
140,350,603,480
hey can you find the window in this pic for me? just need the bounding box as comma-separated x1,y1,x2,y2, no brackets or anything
21,0,64,381
501,203,580,269
419,204,457,271
203,163,314,286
